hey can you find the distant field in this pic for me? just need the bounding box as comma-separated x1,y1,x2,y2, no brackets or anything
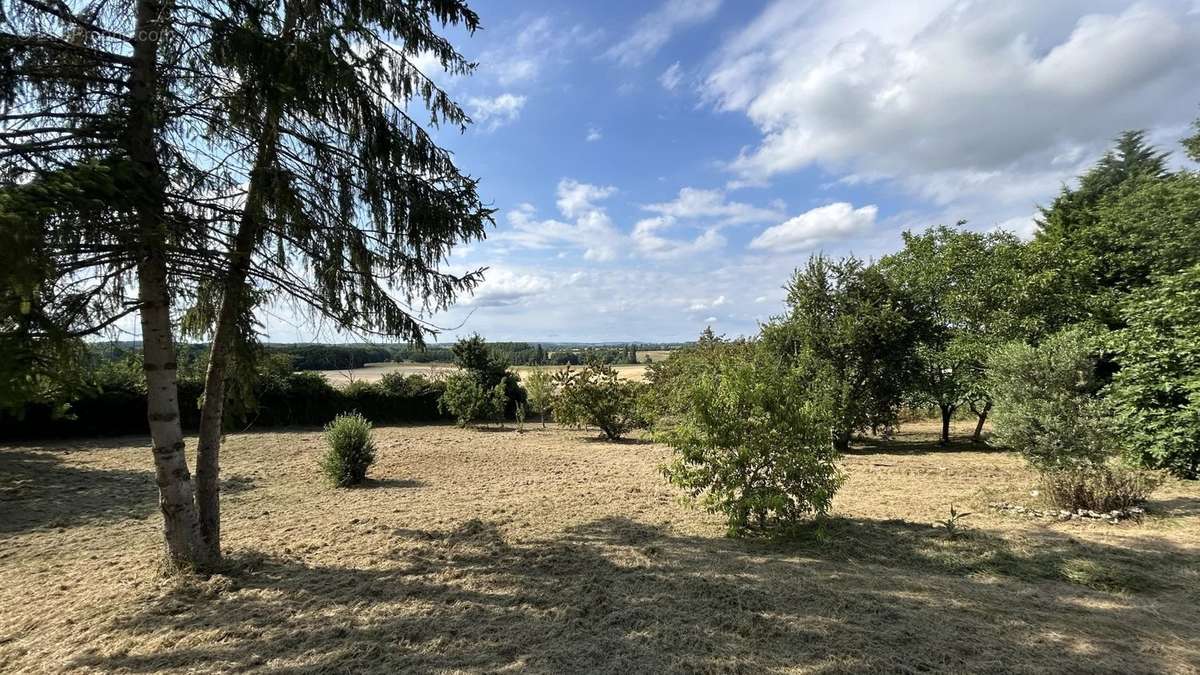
316,361,651,386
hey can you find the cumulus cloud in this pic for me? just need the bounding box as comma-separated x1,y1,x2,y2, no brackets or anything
708,1,1200,209
500,181,622,262
749,203,877,253
586,126,603,142
556,179,617,219
643,187,784,226
463,269,553,307
632,217,725,259
607,0,722,66
659,61,683,91
467,94,526,131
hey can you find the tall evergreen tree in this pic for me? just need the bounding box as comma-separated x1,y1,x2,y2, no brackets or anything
1,0,490,568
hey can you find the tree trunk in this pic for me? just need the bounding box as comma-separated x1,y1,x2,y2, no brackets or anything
971,401,992,444
138,255,206,567
127,0,209,569
939,404,953,446
194,96,285,563
195,2,305,561
833,428,852,452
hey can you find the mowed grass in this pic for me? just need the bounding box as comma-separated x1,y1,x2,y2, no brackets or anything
1,420,1198,673
317,360,650,386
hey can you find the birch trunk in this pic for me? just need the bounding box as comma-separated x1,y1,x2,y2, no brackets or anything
128,0,207,568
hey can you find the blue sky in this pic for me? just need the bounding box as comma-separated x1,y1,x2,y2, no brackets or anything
261,0,1200,344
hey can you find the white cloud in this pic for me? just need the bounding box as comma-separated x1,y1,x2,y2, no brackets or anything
467,94,526,131
483,17,603,86
632,217,725,260
586,126,603,142
556,179,617,219
644,187,784,226
464,269,553,307
708,1,1200,212
659,61,683,91
606,0,722,66
704,316,718,323
749,203,877,253
686,295,728,311
500,181,622,262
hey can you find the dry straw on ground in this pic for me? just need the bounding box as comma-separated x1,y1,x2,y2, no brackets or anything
1,420,1198,673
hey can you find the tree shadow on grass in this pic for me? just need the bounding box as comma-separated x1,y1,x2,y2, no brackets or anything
1145,495,1200,517
77,515,1199,673
0,449,257,535
580,435,655,446
848,434,1006,456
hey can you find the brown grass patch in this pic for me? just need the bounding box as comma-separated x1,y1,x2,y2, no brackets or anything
1,420,1198,672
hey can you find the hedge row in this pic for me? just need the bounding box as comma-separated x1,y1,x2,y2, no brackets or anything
0,372,450,440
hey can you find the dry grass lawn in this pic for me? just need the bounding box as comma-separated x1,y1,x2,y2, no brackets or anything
1,420,1198,673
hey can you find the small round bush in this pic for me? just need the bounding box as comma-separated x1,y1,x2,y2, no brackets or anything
320,412,376,486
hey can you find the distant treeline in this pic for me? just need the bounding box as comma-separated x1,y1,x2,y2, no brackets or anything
0,354,450,440
85,341,677,371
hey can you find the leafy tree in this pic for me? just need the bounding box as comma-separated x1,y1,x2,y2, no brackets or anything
554,361,646,440
452,334,510,387
986,328,1118,471
763,255,919,450
1185,117,1200,163
485,382,507,428
1105,264,1200,479
523,368,554,427
661,343,841,536
439,372,491,427
1033,130,1198,327
1,0,489,568
879,225,1048,444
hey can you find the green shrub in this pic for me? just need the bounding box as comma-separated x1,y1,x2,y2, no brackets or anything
523,368,554,427
488,382,508,428
320,412,376,486
986,327,1119,470
661,347,842,536
553,361,646,440
439,372,490,427
1039,464,1164,512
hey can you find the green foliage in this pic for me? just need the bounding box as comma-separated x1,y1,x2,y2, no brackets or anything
764,255,919,449
661,345,842,536
0,366,448,440
879,225,1054,442
439,372,492,427
451,334,525,414
1038,465,1164,512
320,413,376,487
1105,265,1200,478
936,504,972,541
554,362,647,440
986,328,1119,470
489,382,509,428
1034,131,1200,327
523,369,554,426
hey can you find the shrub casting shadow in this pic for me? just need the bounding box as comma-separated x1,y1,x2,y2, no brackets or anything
78,515,1198,673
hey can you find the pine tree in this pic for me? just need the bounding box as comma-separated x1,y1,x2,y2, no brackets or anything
1,0,490,567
